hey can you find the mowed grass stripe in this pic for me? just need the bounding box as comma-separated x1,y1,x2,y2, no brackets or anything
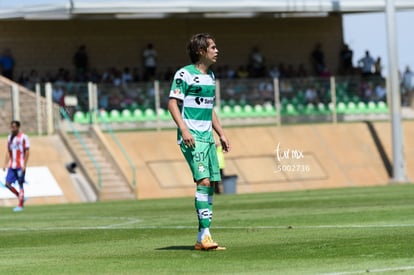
0,184,413,275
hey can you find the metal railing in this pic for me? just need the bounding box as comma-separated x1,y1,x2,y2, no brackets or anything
54,74,401,129
59,107,102,192
100,118,137,193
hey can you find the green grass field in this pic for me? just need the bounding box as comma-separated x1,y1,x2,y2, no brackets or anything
1,184,414,275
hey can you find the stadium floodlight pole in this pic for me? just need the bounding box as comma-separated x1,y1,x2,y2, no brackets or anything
385,0,407,182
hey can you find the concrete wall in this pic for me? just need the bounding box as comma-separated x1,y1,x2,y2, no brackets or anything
0,135,82,207
0,15,343,78
105,121,414,200
2,120,411,206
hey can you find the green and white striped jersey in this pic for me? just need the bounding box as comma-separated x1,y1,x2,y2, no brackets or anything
169,64,216,144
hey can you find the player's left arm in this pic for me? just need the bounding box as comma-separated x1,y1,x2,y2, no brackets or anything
22,135,30,172
212,110,230,153
23,149,29,172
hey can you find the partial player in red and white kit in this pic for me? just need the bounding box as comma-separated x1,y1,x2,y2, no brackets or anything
3,120,30,212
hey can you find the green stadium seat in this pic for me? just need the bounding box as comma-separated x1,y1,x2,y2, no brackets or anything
109,109,121,122
336,102,347,114
284,103,298,116
73,111,89,124
253,104,266,117
317,102,329,114
220,105,232,118
263,104,276,116
121,109,133,122
296,103,305,114
157,108,171,120
367,101,377,113
98,110,110,123
351,95,360,103
232,105,243,118
280,97,289,107
238,99,247,107
304,103,317,115
357,101,367,113
133,109,145,121
129,102,139,111
227,99,237,107
242,104,254,117
144,108,156,120
377,101,388,113
346,102,358,114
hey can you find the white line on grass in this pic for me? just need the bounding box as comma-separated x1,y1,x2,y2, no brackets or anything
316,265,414,275
0,224,414,231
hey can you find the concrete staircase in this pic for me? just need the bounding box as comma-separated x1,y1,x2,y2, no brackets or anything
61,127,135,201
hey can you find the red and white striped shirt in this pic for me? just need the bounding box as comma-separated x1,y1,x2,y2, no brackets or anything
7,132,30,169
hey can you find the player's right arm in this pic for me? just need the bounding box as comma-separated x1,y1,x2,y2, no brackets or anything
168,68,195,147
168,98,194,147
3,150,9,171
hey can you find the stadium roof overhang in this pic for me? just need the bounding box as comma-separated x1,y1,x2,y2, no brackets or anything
0,0,414,20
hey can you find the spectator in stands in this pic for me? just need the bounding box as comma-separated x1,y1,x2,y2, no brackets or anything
223,65,236,79
277,63,288,78
52,83,65,106
3,120,30,212
236,65,249,78
142,43,157,81
401,65,414,106
375,82,387,102
285,64,297,78
131,67,141,82
305,85,319,105
339,43,353,75
163,66,174,81
362,82,375,103
121,67,133,84
258,80,274,104
73,45,89,81
268,65,280,79
0,48,16,80
310,43,325,76
107,87,123,111
358,50,375,77
17,71,30,87
374,57,383,77
297,63,308,78
248,46,265,77
24,69,41,91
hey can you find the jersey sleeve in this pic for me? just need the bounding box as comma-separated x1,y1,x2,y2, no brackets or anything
169,68,189,101
23,134,30,150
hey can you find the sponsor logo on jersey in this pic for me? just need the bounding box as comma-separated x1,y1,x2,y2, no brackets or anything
195,97,214,105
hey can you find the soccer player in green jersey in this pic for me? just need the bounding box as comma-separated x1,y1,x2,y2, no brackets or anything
168,33,230,251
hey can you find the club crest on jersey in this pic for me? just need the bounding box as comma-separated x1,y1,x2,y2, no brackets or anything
198,163,205,172
173,88,181,95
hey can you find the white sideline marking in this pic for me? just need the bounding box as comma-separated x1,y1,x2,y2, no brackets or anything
0,223,414,232
316,265,414,275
